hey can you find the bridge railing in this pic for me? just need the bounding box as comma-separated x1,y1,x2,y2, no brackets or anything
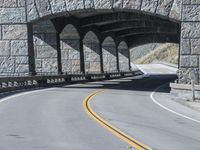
0,71,142,93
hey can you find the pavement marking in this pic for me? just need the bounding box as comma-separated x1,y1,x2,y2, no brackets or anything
150,84,200,124
0,88,55,103
83,90,152,150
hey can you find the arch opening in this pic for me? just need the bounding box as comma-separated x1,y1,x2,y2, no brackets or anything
118,41,130,72
83,31,101,73
33,20,58,75
102,37,118,73
60,24,80,74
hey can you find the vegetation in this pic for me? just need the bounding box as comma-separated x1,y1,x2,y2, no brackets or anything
134,43,179,65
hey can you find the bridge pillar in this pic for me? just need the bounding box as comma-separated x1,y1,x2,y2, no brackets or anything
27,24,36,75
179,1,200,84
79,39,85,74
56,32,63,75
99,43,104,73
0,1,29,76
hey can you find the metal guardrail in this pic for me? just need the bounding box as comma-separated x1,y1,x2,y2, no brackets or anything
0,71,141,93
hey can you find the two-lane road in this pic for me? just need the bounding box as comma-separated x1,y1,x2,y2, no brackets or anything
0,64,199,150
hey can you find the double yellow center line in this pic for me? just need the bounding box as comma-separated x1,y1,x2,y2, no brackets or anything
83,89,152,150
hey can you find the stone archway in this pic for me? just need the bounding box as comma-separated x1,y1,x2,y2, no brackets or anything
83,31,101,73
102,37,118,73
60,24,80,74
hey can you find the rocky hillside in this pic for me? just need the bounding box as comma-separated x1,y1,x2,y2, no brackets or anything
130,43,179,65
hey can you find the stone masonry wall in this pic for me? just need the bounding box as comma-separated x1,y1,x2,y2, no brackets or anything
83,31,101,73
118,42,129,71
83,42,101,73
33,20,58,74
102,40,117,73
179,0,200,84
26,0,182,22
60,25,80,74
0,0,29,76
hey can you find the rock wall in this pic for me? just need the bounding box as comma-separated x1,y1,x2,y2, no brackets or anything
0,0,29,76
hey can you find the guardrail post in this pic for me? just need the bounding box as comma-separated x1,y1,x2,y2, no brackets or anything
37,78,47,87
65,76,72,83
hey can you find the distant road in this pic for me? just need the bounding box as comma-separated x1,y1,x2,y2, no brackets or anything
0,64,199,150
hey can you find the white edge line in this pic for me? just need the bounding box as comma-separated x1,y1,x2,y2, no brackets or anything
150,84,200,124
0,88,55,103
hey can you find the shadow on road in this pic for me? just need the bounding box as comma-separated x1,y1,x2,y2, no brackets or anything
60,74,177,93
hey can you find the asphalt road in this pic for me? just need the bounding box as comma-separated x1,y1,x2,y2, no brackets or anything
0,65,199,150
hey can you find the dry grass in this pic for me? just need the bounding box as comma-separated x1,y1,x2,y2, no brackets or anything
135,43,179,64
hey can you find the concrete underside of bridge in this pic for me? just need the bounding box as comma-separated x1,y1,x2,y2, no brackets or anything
0,0,200,86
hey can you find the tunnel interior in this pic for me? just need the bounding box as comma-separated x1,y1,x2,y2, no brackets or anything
30,10,180,75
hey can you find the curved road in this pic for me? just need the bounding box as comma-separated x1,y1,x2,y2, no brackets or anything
0,65,200,150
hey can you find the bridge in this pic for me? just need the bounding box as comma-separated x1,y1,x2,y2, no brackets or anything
0,0,200,89
0,0,199,88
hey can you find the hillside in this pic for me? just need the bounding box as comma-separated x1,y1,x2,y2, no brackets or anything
131,43,179,65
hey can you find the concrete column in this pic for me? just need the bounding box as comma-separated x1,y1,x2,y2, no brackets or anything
128,49,131,71
79,39,85,74
116,46,120,72
99,43,104,73
56,32,62,74
27,24,36,75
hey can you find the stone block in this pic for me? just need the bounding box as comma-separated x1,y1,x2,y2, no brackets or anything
191,39,200,54
68,50,80,59
26,0,40,21
18,0,25,7
36,46,57,58
113,0,123,8
180,55,198,67
183,5,200,21
123,0,141,9
11,40,28,56
15,56,29,64
0,41,10,55
156,0,173,16
2,24,27,40
0,57,15,73
191,0,200,4
0,8,26,24
180,39,191,55
181,22,200,38
35,0,52,17
49,0,66,13
183,0,191,4
42,58,58,72
84,0,95,9
15,64,29,73
65,0,84,11
169,0,181,20
0,0,17,7
94,0,112,9
141,0,159,13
